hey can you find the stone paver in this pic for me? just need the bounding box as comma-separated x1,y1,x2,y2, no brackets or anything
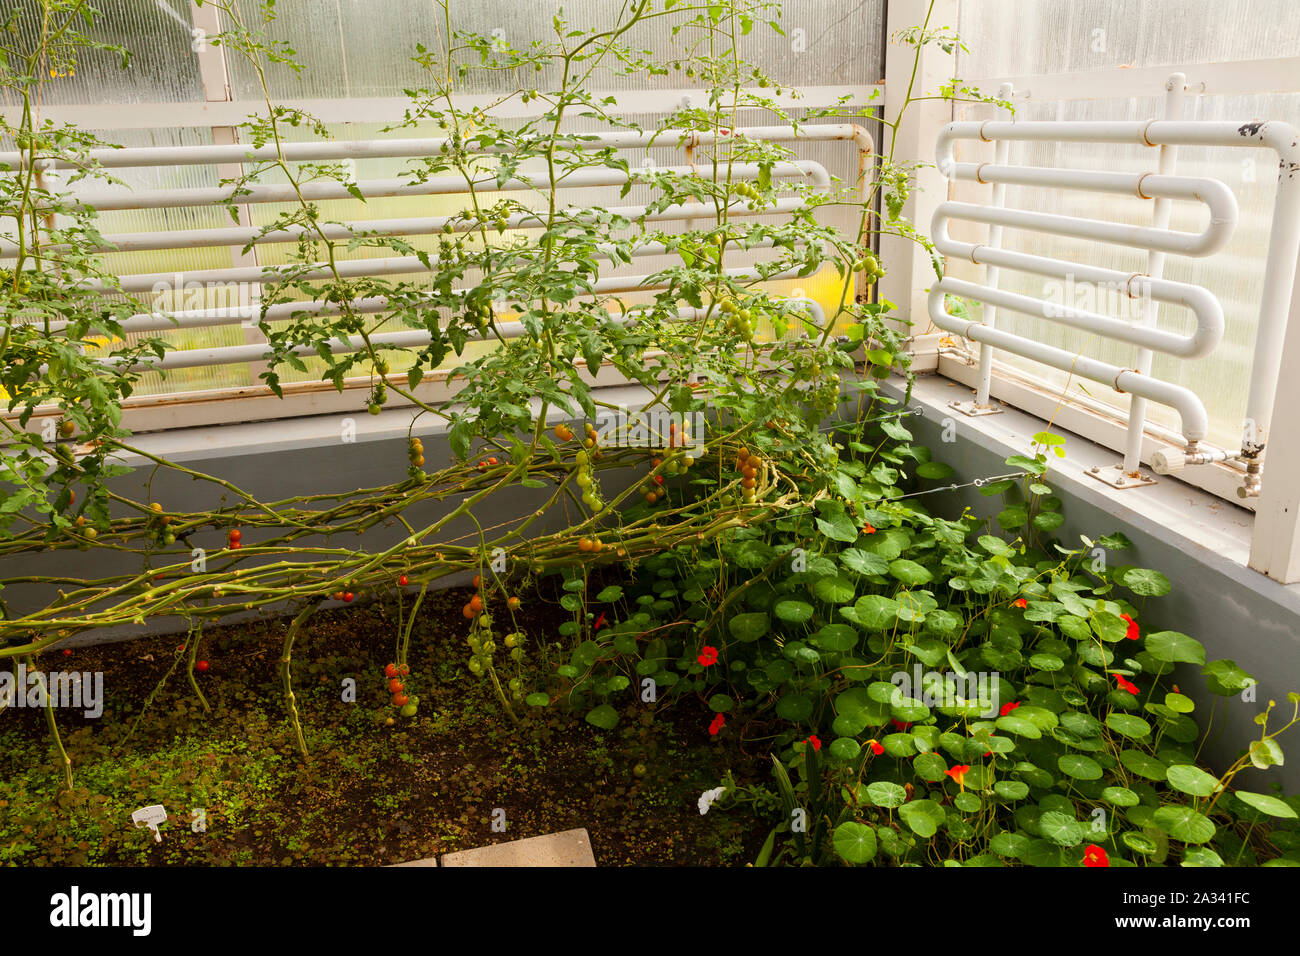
388,856,438,867
439,828,596,867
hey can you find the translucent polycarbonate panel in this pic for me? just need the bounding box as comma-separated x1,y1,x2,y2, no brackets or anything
226,0,883,99
241,108,875,385
48,126,257,395
943,92,1300,454
4,0,205,105
956,0,1300,79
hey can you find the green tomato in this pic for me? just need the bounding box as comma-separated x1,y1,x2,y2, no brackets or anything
400,703,418,718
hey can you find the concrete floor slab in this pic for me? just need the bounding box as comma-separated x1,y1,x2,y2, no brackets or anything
439,828,596,867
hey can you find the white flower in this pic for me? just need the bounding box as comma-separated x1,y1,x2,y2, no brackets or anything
697,786,727,815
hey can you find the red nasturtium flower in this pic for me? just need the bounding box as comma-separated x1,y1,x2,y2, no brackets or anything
1084,845,1110,867
891,718,912,732
807,735,821,751
1121,613,1140,641
945,764,971,790
592,612,607,631
1115,674,1140,695
868,740,885,756
999,700,1020,716
697,645,719,667
862,523,877,534
1013,598,1028,609
708,713,726,736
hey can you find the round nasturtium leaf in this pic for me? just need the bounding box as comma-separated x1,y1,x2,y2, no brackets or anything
1037,810,1084,847
1165,692,1195,713
1105,713,1152,739
829,737,862,761
889,559,933,586
584,704,619,730
996,715,1042,739
1102,786,1140,807
811,575,857,605
1029,653,1064,671
1144,631,1206,665
899,799,945,839
955,791,982,813
775,693,814,722
994,780,1030,801
913,752,949,782
1234,791,1299,819
990,831,1030,859
1058,754,1103,780
832,710,870,737
1119,749,1168,781
1164,765,1221,798
1152,805,1216,844
833,822,878,864
708,694,734,713
813,623,858,651
774,599,814,624
1122,567,1171,597
854,595,900,630
866,781,907,808
1122,831,1158,855
1181,846,1225,867
727,612,769,643
525,692,551,707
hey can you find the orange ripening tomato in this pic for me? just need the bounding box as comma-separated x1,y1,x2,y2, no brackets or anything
469,594,483,613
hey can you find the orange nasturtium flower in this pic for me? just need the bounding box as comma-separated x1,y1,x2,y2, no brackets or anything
862,523,877,534
1083,845,1110,867
868,739,885,756
1115,674,1140,695
944,764,971,790
1013,598,1028,609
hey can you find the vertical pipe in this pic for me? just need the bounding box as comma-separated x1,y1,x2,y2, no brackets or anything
1122,73,1185,475
974,83,1014,407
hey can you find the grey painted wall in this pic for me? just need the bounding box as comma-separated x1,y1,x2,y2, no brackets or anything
7,376,1296,793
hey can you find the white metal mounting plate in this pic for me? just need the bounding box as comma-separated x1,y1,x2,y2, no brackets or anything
1086,463,1157,489
949,399,1004,417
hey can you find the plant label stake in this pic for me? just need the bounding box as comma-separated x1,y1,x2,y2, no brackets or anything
131,804,168,843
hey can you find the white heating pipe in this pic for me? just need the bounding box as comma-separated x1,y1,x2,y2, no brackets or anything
101,296,826,373
931,224,1224,357
0,124,873,171
40,236,818,335
927,285,1209,442
935,276,1221,359
975,83,1013,408
935,172,1236,256
64,161,828,211
1124,75,1184,474
1,195,811,257
936,117,1300,453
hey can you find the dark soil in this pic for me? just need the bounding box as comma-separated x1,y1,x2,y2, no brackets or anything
0,582,769,866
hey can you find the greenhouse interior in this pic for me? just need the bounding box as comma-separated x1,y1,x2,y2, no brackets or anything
2,0,1300,908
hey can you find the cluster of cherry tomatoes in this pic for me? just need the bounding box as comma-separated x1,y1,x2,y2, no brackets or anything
227,526,242,551
408,436,425,476
736,446,763,503
718,296,755,342
141,502,172,547
853,251,886,285
384,661,417,717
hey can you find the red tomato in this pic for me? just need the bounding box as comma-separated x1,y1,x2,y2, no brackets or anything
388,679,404,693
385,663,399,678
195,660,210,673
228,528,242,542
398,574,409,586
343,592,354,602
